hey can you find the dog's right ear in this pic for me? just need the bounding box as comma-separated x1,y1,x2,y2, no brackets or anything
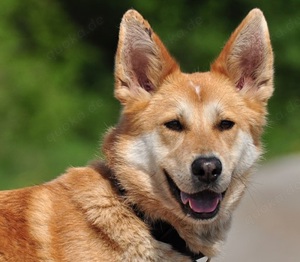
114,10,179,104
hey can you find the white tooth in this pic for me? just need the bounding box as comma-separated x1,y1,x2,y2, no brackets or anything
188,200,193,210
180,191,189,205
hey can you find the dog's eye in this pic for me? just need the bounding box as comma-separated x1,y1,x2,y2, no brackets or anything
218,120,235,131
164,120,183,132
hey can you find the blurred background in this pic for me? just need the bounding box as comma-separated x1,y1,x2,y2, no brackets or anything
0,0,299,260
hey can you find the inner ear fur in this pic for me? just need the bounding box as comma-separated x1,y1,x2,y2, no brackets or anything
211,9,274,103
114,9,179,104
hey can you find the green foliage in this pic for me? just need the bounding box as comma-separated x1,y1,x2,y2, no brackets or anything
0,0,118,188
0,0,299,189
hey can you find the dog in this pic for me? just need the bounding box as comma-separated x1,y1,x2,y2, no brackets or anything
0,8,273,262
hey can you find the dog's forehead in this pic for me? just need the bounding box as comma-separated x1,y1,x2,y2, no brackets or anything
188,79,201,98
155,71,240,124
158,72,242,125
173,72,234,109
184,72,230,98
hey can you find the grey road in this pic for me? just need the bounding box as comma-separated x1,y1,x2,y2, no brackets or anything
213,155,300,262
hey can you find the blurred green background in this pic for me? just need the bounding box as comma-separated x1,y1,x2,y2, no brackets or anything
0,0,299,189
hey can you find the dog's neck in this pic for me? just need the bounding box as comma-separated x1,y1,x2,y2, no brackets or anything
131,204,205,261
92,161,206,261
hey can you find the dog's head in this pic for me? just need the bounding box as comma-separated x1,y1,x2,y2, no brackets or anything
104,9,273,255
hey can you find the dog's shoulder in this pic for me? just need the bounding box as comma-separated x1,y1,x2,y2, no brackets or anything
50,161,120,209
55,161,113,192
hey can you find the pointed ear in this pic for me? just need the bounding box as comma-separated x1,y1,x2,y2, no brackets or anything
211,9,274,103
114,9,179,104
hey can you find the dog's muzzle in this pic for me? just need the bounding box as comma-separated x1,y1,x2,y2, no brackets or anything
164,156,226,220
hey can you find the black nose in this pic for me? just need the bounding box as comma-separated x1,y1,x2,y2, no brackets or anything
191,157,222,183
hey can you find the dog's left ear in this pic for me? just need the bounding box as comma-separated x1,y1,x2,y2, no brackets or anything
114,9,179,104
211,9,274,103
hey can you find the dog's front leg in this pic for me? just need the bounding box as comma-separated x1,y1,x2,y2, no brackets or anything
84,197,191,261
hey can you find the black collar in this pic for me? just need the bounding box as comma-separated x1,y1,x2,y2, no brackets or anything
91,162,206,261
151,221,205,261
132,205,205,261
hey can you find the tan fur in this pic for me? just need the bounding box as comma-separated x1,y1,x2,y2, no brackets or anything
0,9,273,261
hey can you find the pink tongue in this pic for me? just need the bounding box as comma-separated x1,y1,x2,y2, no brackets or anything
180,191,221,213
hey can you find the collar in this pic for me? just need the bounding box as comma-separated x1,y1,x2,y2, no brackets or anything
91,162,207,261
132,205,205,261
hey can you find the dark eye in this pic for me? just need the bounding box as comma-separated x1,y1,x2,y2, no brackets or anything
218,120,235,131
164,120,183,132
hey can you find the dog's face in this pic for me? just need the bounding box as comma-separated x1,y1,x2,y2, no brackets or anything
123,72,264,220
104,8,273,252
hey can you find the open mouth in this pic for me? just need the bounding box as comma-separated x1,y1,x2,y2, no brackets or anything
164,170,226,219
